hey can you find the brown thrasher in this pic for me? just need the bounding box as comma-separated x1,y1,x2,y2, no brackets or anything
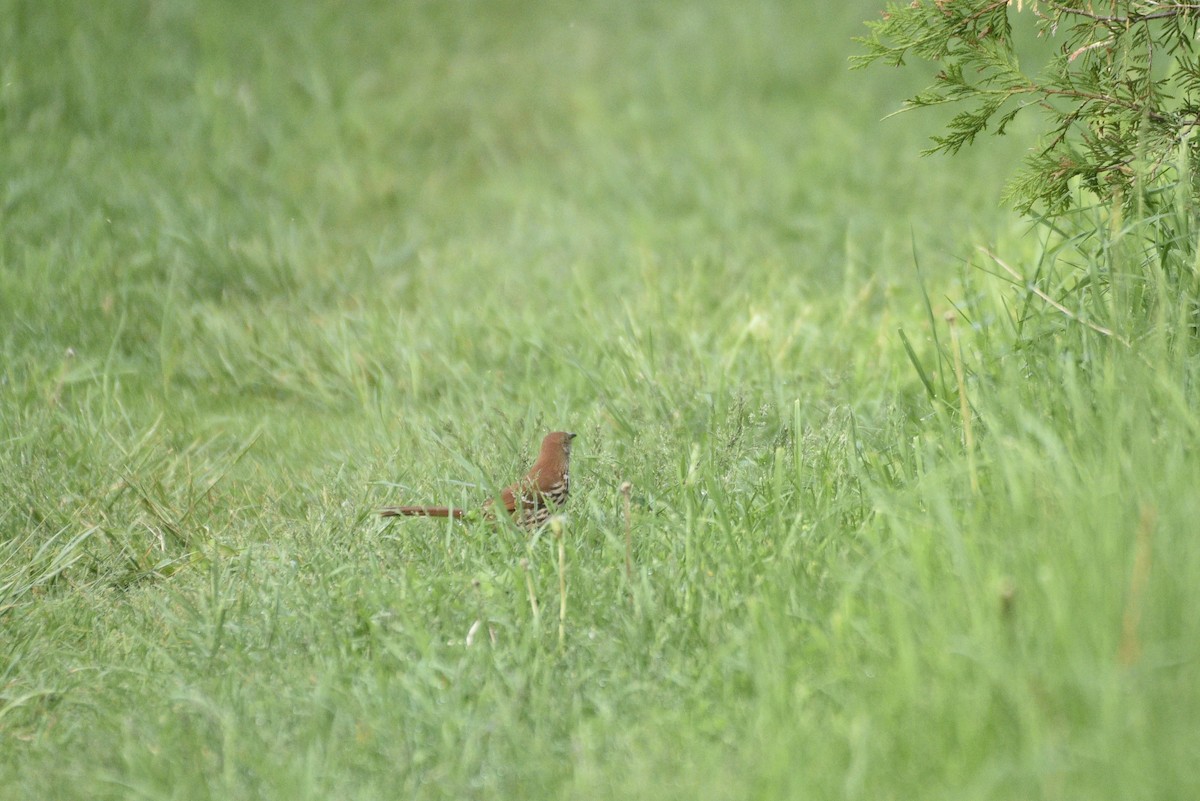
380,431,575,528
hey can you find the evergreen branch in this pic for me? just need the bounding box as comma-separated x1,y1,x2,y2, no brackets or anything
858,1,1200,214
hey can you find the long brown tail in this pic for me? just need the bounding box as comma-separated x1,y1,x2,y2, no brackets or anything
379,505,465,519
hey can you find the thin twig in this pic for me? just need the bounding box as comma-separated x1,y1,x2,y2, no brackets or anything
1048,3,1200,24
1041,87,1171,125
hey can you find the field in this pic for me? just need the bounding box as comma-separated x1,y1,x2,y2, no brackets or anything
3,1,1198,799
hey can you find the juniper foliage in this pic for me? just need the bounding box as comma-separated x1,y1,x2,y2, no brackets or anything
856,2,1200,215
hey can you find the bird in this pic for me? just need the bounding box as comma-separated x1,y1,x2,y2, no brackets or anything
380,431,576,528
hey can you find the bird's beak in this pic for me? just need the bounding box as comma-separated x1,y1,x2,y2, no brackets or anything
567,432,577,440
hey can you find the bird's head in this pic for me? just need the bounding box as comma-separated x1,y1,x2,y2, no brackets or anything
542,431,576,458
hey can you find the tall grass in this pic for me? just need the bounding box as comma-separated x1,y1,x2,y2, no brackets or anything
1,1,1197,799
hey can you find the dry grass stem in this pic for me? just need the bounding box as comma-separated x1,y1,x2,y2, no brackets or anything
1118,505,1157,666
521,558,540,627
552,516,567,648
945,311,979,495
620,481,633,585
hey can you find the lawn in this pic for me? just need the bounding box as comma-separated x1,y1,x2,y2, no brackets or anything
2,1,1198,799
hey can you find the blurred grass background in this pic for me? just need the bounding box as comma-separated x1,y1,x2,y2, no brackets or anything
2,1,1196,799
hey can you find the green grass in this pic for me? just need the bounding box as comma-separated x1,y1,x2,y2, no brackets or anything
2,1,1198,799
